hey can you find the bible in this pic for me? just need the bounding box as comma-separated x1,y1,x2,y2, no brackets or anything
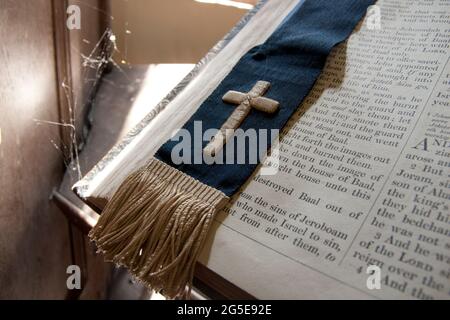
75,0,450,299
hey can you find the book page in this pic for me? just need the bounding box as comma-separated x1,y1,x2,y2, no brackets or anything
200,0,450,299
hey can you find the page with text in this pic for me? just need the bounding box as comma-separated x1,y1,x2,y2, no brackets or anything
201,0,450,299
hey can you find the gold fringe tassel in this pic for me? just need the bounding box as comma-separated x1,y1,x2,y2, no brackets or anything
89,158,228,299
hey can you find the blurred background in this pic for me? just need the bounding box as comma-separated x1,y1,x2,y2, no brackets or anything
0,0,257,299
111,0,255,63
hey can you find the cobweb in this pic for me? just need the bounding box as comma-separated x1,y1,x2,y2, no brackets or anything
34,4,127,183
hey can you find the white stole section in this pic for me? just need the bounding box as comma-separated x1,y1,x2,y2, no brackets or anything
78,0,301,199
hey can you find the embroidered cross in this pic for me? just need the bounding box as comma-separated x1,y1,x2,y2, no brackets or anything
204,81,280,157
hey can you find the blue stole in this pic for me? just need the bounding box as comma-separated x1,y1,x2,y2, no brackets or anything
156,0,375,196
89,0,375,299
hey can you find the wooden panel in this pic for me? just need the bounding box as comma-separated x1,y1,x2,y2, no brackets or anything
0,0,71,299
52,0,113,300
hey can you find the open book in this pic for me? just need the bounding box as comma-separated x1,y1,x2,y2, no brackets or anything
75,0,450,299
